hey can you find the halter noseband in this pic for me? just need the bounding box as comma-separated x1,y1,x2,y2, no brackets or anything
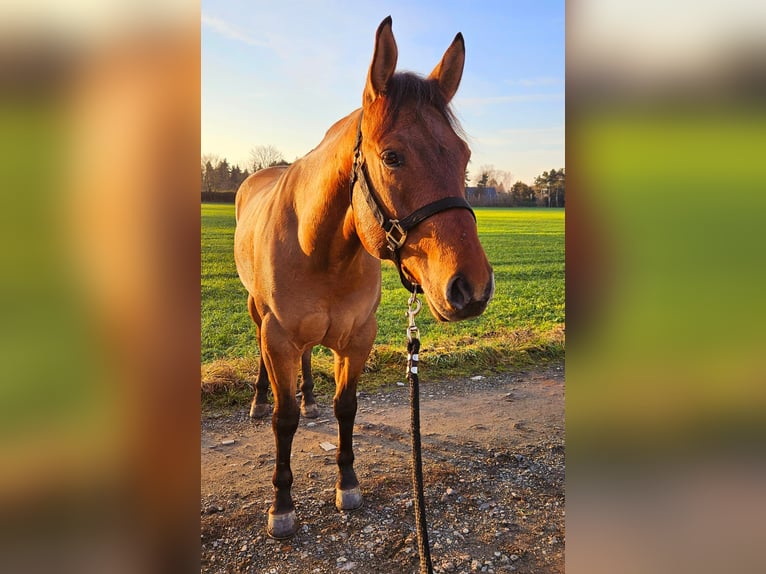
349,111,476,293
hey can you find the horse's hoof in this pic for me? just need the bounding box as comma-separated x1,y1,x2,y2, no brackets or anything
301,402,320,419
267,509,297,539
250,403,271,419
335,486,363,511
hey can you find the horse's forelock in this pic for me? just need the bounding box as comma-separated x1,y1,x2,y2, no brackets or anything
368,72,465,140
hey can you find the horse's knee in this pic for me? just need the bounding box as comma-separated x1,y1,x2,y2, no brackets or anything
333,393,358,420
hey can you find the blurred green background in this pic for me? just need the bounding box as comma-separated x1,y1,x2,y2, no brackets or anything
569,109,766,459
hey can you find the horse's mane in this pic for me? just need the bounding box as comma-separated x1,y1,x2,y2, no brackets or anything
370,72,465,140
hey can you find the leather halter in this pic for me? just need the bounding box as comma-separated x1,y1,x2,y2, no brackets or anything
349,111,476,292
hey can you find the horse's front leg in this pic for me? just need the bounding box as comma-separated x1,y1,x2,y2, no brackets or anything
260,315,301,539
333,316,377,511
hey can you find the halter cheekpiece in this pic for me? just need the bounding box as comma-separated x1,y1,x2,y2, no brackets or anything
348,111,476,292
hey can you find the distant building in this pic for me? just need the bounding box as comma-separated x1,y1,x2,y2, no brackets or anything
465,186,498,203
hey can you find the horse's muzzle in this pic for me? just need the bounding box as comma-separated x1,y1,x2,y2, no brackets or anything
444,271,494,321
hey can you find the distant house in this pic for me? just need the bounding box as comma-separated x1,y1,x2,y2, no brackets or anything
465,186,498,204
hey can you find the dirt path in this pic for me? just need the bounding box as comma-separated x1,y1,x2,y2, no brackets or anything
201,363,564,574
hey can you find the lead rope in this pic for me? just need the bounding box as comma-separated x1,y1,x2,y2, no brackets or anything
406,287,433,574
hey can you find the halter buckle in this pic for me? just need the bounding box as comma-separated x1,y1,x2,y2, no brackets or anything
385,220,407,251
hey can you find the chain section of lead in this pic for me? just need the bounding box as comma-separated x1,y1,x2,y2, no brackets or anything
406,288,422,342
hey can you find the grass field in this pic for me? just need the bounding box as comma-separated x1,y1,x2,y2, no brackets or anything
202,204,564,404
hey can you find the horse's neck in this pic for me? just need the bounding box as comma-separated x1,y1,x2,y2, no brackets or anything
294,110,362,264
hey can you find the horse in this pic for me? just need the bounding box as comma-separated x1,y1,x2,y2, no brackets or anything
234,16,494,539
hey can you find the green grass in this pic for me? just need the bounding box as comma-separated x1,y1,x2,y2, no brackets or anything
202,204,564,405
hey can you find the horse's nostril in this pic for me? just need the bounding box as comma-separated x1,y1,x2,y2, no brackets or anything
446,274,472,311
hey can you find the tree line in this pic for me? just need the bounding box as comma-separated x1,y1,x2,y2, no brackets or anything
468,165,565,207
201,145,289,200
202,147,564,208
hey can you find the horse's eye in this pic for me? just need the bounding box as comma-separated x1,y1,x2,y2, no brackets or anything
381,150,401,167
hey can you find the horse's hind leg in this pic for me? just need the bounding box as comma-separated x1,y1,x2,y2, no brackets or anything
299,349,319,418
249,357,271,418
247,295,272,418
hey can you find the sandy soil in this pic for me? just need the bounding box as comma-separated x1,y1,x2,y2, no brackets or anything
201,362,564,574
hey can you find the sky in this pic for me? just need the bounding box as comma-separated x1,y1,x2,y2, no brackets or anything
201,0,564,185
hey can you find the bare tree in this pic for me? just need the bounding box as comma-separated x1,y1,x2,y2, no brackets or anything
249,145,285,172
493,169,514,192
474,164,496,187
201,153,220,174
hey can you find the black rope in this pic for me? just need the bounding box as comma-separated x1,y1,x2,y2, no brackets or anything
407,329,433,574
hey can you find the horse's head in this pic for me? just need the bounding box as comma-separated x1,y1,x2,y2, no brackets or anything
351,17,494,322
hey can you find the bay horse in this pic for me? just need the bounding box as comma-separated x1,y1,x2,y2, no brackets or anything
234,16,494,539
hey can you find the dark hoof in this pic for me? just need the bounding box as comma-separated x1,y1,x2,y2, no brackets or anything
301,402,320,419
335,486,363,511
250,402,271,419
267,509,297,539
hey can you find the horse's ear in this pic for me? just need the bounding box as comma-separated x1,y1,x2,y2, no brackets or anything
364,16,398,105
428,32,465,103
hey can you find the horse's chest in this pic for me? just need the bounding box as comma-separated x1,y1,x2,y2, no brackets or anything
289,296,376,352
